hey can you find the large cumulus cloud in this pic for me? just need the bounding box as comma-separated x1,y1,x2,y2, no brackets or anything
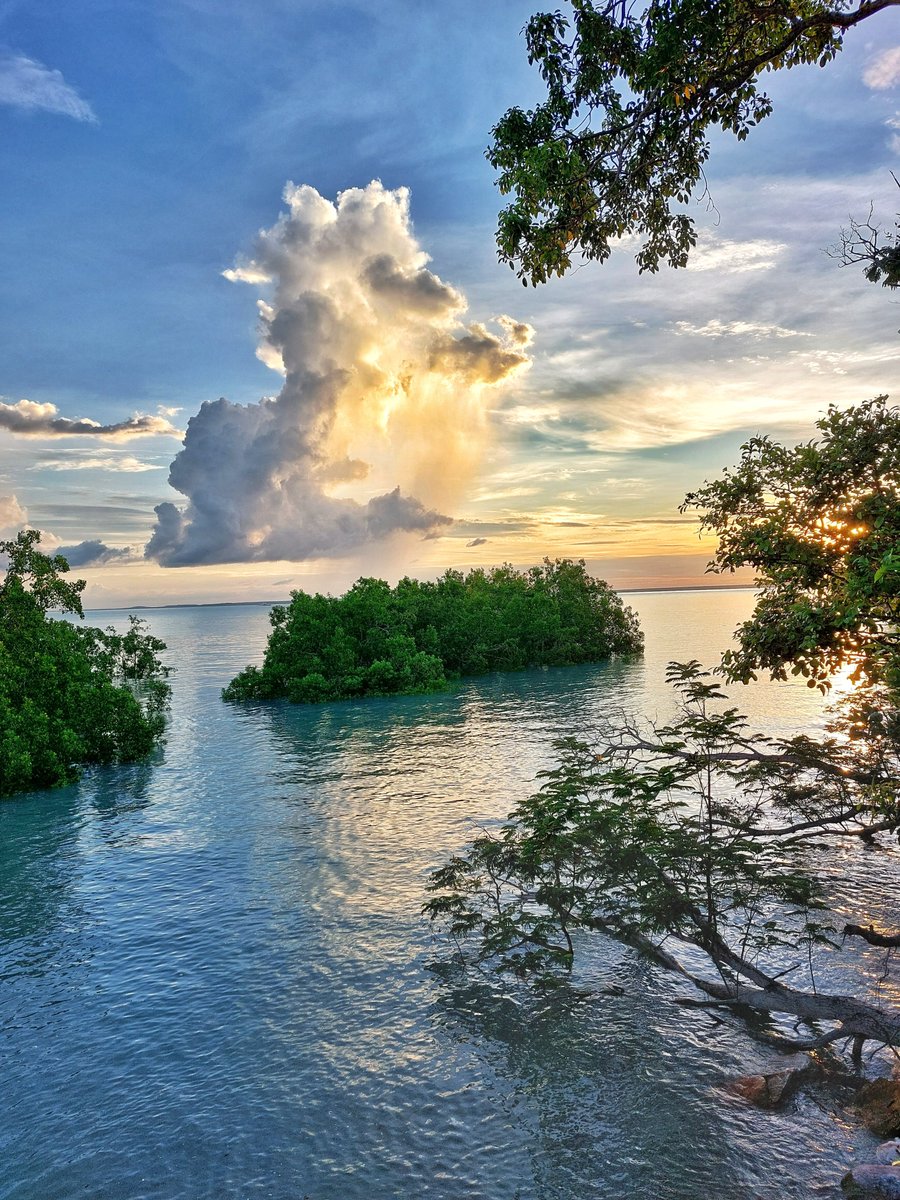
146,181,531,566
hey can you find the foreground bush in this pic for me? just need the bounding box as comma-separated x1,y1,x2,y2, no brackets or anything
224,558,642,704
0,530,170,798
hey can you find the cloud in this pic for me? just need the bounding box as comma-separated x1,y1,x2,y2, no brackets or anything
0,51,96,121
466,537,487,548
472,485,542,502
0,399,182,440
27,503,152,540
221,264,271,285
427,322,529,383
496,316,535,348
32,453,163,472
789,343,900,376
147,181,532,566
672,318,810,340
688,238,785,274
864,46,900,90
0,493,27,535
362,252,464,316
57,540,136,567
455,518,536,537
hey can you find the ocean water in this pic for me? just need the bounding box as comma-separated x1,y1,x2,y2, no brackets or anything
0,589,896,1200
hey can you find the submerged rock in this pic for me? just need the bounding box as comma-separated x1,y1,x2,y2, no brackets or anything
726,1066,812,1109
874,1141,900,1166
841,1164,900,1198
853,1080,900,1138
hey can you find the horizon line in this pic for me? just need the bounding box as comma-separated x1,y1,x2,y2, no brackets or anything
84,581,756,614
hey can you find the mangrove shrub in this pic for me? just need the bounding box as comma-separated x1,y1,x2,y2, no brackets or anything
223,558,642,704
0,530,171,798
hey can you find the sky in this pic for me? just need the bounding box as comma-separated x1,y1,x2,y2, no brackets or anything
2,0,900,606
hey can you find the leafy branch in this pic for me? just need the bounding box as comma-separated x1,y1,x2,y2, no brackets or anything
426,662,900,1053
490,0,900,283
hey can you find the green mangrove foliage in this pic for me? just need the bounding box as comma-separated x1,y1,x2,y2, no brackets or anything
223,558,642,704
0,530,171,798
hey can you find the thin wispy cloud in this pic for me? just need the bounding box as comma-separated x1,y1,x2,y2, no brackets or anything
790,343,900,376
0,399,182,440
0,51,96,122
32,454,163,472
864,46,900,90
688,238,785,274
672,318,810,340
454,518,536,537
885,114,900,153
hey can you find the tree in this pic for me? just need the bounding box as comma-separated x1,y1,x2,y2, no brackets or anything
833,180,900,296
0,530,170,797
224,559,643,705
681,395,900,691
426,403,900,1057
0,528,86,618
489,0,899,284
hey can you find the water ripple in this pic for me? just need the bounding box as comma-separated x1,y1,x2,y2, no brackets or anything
0,594,893,1199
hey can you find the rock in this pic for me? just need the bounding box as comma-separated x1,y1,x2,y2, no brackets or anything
853,1080,900,1138
841,1164,900,1198
726,1067,807,1109
727,1074,769,1105
874,1141,900,1166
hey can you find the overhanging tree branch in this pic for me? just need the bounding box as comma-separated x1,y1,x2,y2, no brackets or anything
844,923,900,948
491,0,900,282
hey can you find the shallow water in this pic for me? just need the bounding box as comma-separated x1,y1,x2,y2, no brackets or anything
0,590,896,1199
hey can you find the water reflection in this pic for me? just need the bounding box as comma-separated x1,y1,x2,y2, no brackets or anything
0,786,84,952
430,955,857,1200
0,596,889,1199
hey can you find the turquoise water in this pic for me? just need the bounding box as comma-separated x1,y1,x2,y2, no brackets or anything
0,590,894,1199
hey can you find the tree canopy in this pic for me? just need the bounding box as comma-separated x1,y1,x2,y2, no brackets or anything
0,530,170,798
490,0,899,284
223,559,642,704
427,402,900,1058
682,395,900,691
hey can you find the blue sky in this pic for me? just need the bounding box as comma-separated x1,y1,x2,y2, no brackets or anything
2,0,900,604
